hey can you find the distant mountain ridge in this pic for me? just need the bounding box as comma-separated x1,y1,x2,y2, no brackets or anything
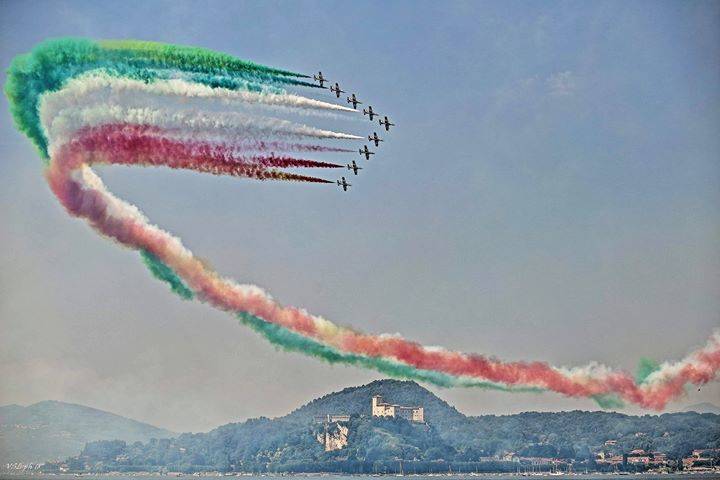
0,400,174,463
684,402,720,415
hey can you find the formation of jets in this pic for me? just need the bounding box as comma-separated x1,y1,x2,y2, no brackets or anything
313,71,395,192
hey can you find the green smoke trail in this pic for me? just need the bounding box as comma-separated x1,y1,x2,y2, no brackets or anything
136,250,647,407
592,394,625,410
238,311,543,393
98,39,308,78
140,250,194,300
4,37,308,158
137,250,545,393
636,358,661,384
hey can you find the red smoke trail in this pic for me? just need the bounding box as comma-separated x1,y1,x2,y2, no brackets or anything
245,154,343,169
88,124,354,153
338,331,720,409
45,131,720,409
71,124,339,182
13,36,715,410
340,335,607,398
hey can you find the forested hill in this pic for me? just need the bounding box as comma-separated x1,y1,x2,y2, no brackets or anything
0,400,174,463
54,380,720,474
284,379,464,428
464,410,718,457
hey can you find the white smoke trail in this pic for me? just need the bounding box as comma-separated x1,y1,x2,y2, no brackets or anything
43,103,362,155
45,71,357,116
642,330,720,385
67,164,285,301
82,126,352,154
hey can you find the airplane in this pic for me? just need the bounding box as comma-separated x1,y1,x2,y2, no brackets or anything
347,160,363,175
359,145,375,160
363,105,378,120
329,82,345,98
337,176,351,191
368,132,383,147
346,93,362,109
313,71,327,88
379,116,395,131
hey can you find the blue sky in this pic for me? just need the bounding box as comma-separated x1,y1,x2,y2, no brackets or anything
0,0,718,432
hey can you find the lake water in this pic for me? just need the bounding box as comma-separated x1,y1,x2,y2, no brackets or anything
2,474,720,480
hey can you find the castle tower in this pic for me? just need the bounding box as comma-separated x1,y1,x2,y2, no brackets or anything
371,395,384,416
412,407,424,423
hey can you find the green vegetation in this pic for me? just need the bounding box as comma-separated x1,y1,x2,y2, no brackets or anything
50,380,720,474
0,400,174,463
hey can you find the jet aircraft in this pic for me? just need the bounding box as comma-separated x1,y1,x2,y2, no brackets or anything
347,160,362,175
368,132,383,147
359,145,375,160
347,94,362,109
337,176,351,191
363,105,378,121
379,116,395,131
313,71,327,88
330,82,344,98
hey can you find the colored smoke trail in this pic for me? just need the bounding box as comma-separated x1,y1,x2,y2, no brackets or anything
5,38,314,157
45,71,358,115
73,124,345,174
223,141,354,153
45,105,361,156
60,124,353,154
6,38,720,410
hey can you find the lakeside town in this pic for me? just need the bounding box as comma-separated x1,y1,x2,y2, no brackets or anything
16,446,718,476
8,447,719,476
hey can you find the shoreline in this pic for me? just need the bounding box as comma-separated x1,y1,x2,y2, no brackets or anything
2,472,720,478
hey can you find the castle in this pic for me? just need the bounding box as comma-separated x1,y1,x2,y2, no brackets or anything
314,396,425,452
315,415,350,452
372,394,424,423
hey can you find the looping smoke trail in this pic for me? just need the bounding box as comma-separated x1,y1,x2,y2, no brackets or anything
5,38,719,410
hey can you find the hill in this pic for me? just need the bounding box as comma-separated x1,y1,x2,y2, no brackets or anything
56,380,720,474
285,379,465,428
0,400,175,463
684,402,720,415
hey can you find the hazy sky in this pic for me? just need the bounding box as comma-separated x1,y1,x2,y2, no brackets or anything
1,0,719,433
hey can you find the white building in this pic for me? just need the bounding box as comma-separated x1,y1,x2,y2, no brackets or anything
371,395,424,422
